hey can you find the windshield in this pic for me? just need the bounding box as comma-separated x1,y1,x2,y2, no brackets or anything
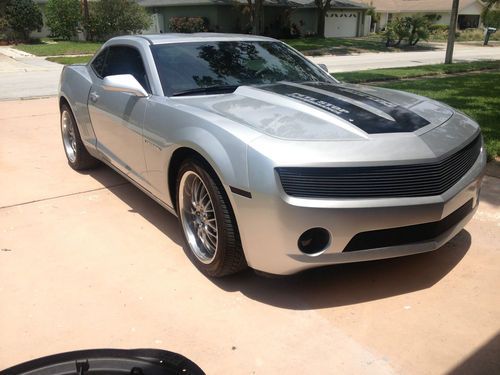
150,41,334,96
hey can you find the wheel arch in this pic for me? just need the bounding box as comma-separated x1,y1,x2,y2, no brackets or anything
168,146,231,213
59,95,71,111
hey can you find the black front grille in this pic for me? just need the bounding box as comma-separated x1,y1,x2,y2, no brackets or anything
343,199,474,252
277,134,481,198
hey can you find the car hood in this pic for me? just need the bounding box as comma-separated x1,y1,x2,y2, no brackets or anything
176,81,455,141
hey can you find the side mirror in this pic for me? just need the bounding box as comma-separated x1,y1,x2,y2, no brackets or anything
102,74,148,97
318,63,329,73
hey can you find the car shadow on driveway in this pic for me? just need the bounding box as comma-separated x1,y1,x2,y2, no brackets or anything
210,230,471,310
84,165,185,247
86,165,472,310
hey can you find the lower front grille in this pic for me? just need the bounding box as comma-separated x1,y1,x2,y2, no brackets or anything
343,199,473,252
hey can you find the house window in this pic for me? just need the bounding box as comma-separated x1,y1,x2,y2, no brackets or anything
457,15,480,30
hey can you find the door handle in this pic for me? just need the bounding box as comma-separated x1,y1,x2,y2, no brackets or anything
89,91,99,102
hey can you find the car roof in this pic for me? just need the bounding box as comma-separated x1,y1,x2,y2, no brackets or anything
111,33,278,45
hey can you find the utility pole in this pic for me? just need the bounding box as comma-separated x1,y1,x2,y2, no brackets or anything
445,0,460,64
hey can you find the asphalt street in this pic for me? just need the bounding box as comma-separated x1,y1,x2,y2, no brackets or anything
0,98,499,374
311,42,500,72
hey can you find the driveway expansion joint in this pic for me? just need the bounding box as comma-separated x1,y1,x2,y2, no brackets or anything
0,182,129,210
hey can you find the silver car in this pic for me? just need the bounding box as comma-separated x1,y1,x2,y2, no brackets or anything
59,33,486,276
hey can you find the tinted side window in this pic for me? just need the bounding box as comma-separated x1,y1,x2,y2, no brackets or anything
102,46,150,93
91,48,108,77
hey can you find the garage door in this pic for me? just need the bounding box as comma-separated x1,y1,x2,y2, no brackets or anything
325,11,358,38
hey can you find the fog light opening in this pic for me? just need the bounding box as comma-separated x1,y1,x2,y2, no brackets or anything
298,227,331,255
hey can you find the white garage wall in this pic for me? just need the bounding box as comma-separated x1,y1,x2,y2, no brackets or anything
325,10,360,38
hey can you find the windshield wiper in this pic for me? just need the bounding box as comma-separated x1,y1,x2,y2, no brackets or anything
171,85,240,97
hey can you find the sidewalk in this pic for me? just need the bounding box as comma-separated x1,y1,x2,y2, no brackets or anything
0,46,63,100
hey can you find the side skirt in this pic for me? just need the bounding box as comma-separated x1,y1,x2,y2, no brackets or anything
99,158,178,217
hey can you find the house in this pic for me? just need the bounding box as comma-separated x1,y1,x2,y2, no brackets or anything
359,0,487,30
32,0,370,39
139,0,370,38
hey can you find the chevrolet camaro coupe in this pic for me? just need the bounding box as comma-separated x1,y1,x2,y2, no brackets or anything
59,33,486,276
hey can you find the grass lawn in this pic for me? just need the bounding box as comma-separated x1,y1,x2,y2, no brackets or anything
283,35,434,55
377,72,500,160
46,55,92,64
334,60,500,83
14,39,101,56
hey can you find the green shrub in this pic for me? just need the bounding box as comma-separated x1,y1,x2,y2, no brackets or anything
169,17,208,33
408,15,431,45
383,17,411,46
424,14,442,23
0,1,8,39
86,0,151,41
0,15,9,40
45,0,81,40
484,10,500,28
384,15,431,46
457,28,497,41
429,24,449,33
5,0,43,41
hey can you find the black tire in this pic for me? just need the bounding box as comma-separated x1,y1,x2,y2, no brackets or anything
176,158,247,277
60,103,99,170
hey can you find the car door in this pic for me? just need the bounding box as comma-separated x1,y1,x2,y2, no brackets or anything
88,45,150,182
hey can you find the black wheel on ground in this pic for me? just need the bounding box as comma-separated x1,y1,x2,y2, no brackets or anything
60,103,99,170
176,158,247,277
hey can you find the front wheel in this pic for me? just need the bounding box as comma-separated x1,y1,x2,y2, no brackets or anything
176,159,247,277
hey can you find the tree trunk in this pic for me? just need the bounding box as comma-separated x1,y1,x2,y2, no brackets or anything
445,0,460,64
250,0,263,35
82,0,92,41
317,9,326,37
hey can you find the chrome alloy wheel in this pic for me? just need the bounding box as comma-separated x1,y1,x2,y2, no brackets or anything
179,171,219,264
61,110,77,163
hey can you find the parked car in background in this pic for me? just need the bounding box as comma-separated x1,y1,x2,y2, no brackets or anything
59,33,486,277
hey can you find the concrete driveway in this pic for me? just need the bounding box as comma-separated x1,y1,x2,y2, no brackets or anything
0,98,499,374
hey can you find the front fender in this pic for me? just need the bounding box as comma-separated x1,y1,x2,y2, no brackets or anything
169,127,244,190
59,65,96,152
142,98,260,208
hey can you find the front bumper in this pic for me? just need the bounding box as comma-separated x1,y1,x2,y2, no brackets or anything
230,147,487,275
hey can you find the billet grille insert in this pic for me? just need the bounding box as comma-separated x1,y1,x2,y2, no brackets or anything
277,134,481,198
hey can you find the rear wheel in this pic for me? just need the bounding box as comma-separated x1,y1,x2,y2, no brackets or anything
177,158,247,277
60,103,99,170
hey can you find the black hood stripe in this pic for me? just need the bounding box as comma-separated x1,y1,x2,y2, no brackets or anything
259,83,430,134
